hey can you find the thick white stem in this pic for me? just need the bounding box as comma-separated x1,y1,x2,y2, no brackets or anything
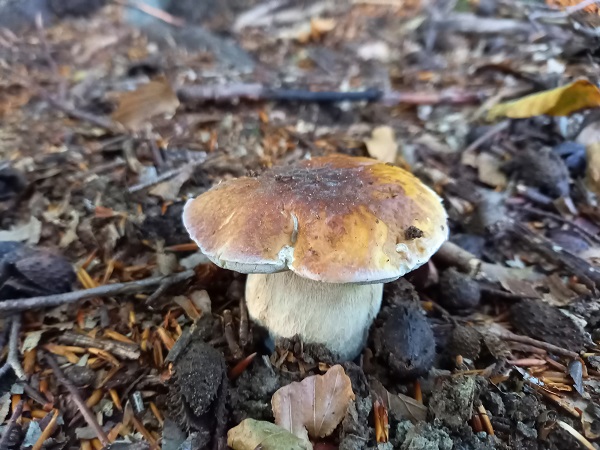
245,271,383,360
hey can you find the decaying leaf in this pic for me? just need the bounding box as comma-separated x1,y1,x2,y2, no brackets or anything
112,76,180,131
487,79,600,120
477,152,507,188
370,379,427,423
227,419,312,450
365,126,398,164
272,364,355,441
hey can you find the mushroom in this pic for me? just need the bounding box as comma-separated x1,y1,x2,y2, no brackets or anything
183,154,448,360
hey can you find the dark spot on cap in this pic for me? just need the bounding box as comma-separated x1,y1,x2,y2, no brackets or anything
405,226,424,240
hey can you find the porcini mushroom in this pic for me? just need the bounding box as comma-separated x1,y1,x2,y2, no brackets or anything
183,154,448,360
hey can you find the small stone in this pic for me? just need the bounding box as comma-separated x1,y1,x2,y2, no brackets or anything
448,325,482,360
64,365,96,387
429,376,476,429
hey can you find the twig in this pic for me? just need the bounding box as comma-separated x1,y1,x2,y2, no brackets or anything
239,297,249,348
223,310,243,360
114,0,186,27
57,332,140,360
0,400,23,450
490,328,579,360
0,269,196,314
178,84,485,106
463,121,509,154
44,353,109,446
433,241,482,276
513,204,600,245
0,315,26,381
45,96,121,132
128,165,190,193
556,420,596,450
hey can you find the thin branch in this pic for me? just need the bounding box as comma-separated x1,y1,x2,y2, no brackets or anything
44,353,110,446
0,269,196,314
178,84,485,106
0,400,23,450
58,332,140,360
114,0,186,27
0,315,26,381
491,328,579,360
45,96,121,132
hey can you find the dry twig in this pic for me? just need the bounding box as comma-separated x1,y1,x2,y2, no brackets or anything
0,400,23,450
0,270,196,314
0,315,26,381
45,353,109,446
58,332,140,360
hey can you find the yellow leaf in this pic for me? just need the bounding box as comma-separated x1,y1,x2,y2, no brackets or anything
111,76,179,131
487,79,600,120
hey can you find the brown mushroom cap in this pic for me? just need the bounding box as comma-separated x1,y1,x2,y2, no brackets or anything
183,154,448,284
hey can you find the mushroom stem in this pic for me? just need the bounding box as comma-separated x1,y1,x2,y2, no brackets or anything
245,271,383,360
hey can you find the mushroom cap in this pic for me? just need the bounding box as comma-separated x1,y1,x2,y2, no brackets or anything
183,154,448,284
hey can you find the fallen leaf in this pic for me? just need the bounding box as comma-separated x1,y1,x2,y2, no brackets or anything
149,164,196,201
0,216,41,244
477,152,507,188
227,419,312,450
365,126,398,164
272,364,355,441
586,143,600,196
568,360,584,396
112,76,180,131
370,379,426,423
487,79,600,120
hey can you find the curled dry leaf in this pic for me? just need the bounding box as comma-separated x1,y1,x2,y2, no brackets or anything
111,76,180,131
487,79,600,120
365,126,398,164
272,364,355,442
227,419,312,450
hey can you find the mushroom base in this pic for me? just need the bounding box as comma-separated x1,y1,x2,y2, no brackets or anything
245,271,383,361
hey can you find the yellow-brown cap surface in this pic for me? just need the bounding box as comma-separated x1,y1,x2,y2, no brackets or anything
183,154,448,283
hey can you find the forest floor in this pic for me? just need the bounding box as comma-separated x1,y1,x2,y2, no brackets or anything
2,0,600,449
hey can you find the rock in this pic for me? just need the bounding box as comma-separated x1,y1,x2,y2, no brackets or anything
510,299,587,353
429,376,476,429
438,268,481,312
394,421,453,450
373,304,435,378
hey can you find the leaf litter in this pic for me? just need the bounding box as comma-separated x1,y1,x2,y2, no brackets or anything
4,1,600,450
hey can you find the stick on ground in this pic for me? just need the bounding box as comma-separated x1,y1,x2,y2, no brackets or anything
45,353,110,446
0,269,196,314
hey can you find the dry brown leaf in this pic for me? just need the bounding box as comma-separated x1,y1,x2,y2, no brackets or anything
111,76,179,131
365,126,398,164
370,379,426,423
272,364,355,441
487,79,600,120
